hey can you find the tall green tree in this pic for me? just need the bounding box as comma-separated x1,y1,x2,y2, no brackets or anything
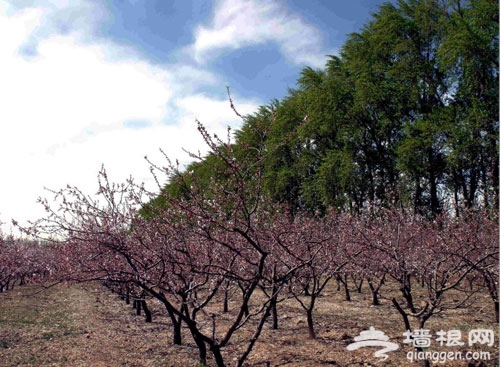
145,0,498,218
438,0,499,212
342,0,450,216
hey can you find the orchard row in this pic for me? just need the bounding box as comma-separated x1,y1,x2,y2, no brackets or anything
6,122,497,366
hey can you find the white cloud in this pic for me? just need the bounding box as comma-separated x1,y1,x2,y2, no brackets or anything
5,0,108,39
191,0,329,68
0,1,260,234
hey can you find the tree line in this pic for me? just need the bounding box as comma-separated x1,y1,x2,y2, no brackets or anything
152,0,498,218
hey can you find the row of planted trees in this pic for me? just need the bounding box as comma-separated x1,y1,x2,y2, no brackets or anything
0,234,58,293
205,0,498,218
12,118,497,367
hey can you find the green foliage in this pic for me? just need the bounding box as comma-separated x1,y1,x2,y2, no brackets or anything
144,0,498,217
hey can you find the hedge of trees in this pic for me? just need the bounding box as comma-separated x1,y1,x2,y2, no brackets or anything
152,0,498,218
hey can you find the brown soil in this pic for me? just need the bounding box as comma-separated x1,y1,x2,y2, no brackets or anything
0,282,497,367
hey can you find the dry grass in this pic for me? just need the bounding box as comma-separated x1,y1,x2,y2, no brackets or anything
0,281,497,367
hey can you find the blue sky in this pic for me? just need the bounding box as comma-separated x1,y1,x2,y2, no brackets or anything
0,0,391,233
94,0,384,100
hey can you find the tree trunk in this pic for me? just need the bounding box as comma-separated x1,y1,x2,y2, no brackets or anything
342,275,351,301
367,280,380,306
392,298,411,333
270,267,279,329
125,290,130,305
429,160,441,216
393,299,430,367
172,318,182,345
306,308,316,339
223,287,229,313
134,299,142,316
211,345,226,367
270,288,279,330
304,282,310,296
189,328,207,366
271,300,278,329
163,303,182,345
237,302,272,367
239,284,249,317
141,300,152,323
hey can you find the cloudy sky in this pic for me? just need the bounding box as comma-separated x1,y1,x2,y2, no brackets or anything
1,0,390,233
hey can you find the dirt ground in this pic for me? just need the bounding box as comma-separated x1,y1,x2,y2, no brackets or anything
0,281,497,367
